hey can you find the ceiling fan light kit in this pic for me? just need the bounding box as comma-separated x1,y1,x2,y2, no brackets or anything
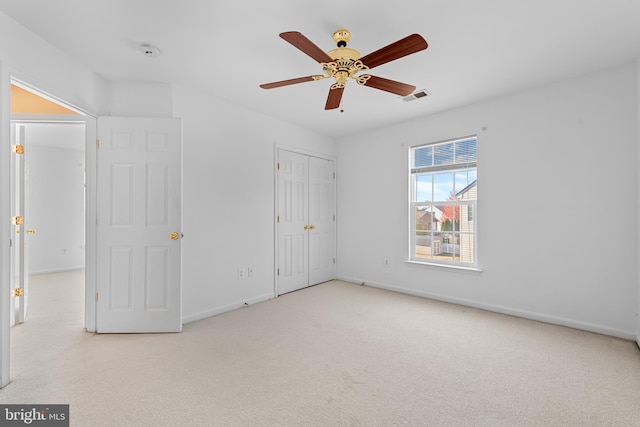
260,29,428,110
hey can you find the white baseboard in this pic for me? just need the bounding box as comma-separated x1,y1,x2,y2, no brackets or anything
29,266,85,276
182,292,275,325
337,275,636,341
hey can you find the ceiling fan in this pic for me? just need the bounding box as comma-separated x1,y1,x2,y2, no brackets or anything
260,29,428,110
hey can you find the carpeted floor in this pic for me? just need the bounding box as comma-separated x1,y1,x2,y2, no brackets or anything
2,271,640,426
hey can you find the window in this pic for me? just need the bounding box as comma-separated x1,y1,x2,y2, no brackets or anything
409,136,477,267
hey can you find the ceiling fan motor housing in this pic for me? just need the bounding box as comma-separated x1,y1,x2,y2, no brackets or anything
325,29,369,88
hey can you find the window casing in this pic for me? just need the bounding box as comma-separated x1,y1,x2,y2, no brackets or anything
409,136,477,267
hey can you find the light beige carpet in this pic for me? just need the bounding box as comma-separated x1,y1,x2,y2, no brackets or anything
2,271,640,426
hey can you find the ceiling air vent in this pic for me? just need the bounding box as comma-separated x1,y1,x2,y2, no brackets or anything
403,89,430,102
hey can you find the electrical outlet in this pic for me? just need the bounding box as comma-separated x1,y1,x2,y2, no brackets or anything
247,266,254,277
383,257,391,267
237,268,245,280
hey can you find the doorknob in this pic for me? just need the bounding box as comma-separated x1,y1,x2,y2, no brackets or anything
27,229,37,234
169,232,182,240
309,225,315,230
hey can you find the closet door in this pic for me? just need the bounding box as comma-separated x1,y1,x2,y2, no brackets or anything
277,149,335,295
308,156,335,285
277,150,309,294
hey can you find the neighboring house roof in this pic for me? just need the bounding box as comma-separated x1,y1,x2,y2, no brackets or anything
456,180,477,198
417,211,439,226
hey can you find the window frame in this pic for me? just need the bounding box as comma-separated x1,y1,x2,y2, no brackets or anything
408,135,478,269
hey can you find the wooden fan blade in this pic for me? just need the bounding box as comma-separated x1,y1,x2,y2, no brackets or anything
325,86,344,110
280,31,333,63
359,34,428,69
260,76,322,89
361,75,416,96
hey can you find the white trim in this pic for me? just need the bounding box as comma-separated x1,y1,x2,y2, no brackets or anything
182,293,274,324
9,110,97,333
84,116,97,333
1,62,11,388
404,260,482,272
28,266,85,276
336,275,636,341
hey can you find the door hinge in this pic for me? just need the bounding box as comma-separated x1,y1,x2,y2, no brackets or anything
96,292,99,301
333,215,336,221
277,268,280,276
277,215,280,223
12,144,25,155
12,216,24,226
333,172,336,179
333,258,336,264
97,139,101,149
12,287,24,297
277,162,280,170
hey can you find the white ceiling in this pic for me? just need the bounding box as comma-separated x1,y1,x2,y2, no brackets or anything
1,0,640,138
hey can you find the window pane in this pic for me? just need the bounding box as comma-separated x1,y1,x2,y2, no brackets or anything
414,173,433,202
459,232,475,263
441,232,459,261
416,207,437,231
413,146,432,168
436,204,459,231
463,204,475,223
433,143,454,166
433,173,454,201
455,139,477,162
415,231,432,259
455,169,477,196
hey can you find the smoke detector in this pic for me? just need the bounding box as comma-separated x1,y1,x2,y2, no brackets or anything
141,44,161,58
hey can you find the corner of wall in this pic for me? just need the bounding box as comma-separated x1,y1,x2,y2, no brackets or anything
637,56,640,345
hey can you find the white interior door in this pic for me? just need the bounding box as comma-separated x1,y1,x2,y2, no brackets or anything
308,156,335,285
10,124,30,325
277,149,335,295
96,117,182,333
277,150,309,294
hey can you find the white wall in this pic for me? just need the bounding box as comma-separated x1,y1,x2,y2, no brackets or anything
0,12,109,114
28,144,85,274
172,85,336,322
337,63,638,339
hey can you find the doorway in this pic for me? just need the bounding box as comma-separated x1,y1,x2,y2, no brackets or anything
0,81,96,387
9,84,87,328
10,120,86,327
276,148,336,295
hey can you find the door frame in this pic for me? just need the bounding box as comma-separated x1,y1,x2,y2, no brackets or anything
273,143,336,296
0,69,97,387
10,113,97,333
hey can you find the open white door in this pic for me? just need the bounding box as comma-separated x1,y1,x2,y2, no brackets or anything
10,124,32,325
96,117,182,333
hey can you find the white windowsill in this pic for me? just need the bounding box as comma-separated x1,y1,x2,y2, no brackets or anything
404,260,483,273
